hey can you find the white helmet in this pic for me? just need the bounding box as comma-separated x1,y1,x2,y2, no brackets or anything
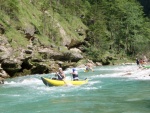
59,68,62,70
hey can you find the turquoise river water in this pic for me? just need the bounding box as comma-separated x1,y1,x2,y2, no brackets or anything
0,65,150,113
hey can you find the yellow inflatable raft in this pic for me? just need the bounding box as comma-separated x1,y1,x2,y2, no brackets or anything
41,77,88,86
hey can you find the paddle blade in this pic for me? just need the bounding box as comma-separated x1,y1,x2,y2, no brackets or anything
63,79,73,86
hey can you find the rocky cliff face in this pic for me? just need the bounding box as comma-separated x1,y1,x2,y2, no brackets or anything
0,34,87,78
0,8,90,79
0,1,105,82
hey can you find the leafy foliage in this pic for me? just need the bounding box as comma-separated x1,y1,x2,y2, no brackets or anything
0,0,150,61
0,0,19,20
83,0,150,59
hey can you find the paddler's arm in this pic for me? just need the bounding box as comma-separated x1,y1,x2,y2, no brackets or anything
62,72,66,78
89,67,94,72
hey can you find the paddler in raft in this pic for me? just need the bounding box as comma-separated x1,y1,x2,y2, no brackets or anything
85,63,94,72
55,68,66,80
70,68,79,81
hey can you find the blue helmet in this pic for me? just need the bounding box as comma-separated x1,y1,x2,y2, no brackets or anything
72,68,76,71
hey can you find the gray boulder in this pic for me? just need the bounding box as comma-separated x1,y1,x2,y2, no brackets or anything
1,59,22,76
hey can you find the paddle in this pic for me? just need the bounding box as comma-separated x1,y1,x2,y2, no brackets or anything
56,73,72,86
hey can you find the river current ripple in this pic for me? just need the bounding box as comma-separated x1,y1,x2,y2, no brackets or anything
0,65,150,113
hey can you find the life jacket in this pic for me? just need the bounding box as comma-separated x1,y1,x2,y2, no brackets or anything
72,70,79,80
57,72,64,80
136,59,139,65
